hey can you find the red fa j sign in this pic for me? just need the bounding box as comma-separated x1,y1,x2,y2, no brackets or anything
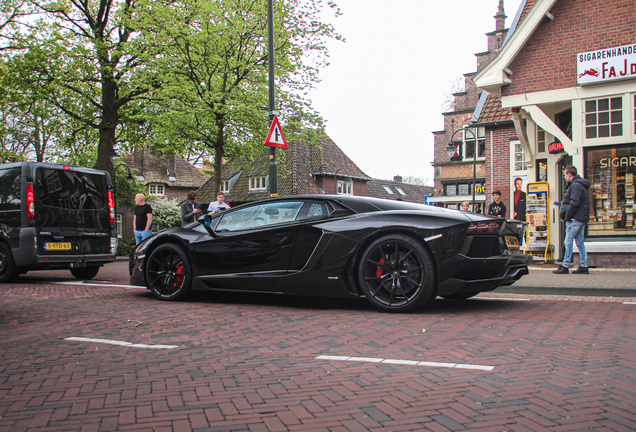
548,141,564,154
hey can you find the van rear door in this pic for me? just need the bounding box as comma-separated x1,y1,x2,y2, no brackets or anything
35,166,112,256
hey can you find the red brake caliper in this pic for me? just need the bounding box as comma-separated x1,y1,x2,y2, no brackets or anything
375,257,385,279
174,262,185,290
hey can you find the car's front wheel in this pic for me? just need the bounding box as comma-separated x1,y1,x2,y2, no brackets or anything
70,266,100,280
0,243,19,283
145,243,192,301
357,234,436,312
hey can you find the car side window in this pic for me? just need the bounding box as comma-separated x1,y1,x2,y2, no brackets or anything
216,202,304,232
0,167,22,211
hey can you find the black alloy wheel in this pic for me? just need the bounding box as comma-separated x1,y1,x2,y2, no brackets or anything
70,266,100,280
145,243,192,301
358,234,436,312
0,243,19,283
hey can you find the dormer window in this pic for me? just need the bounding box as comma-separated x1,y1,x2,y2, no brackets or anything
249,176,267,191
337,180,352,195
148,183,165,196
220,180,229,193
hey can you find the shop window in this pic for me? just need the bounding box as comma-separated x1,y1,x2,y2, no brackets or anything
444,182,484,197
148,183,165,196
458,184,469,195
249,176,267,191
445,184,457,196
586,144,636,237
536,159,548,182
464,127,486,159
585,96,623,139
634,94,636,135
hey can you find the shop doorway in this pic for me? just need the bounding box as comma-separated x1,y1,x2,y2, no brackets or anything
557,155,573,259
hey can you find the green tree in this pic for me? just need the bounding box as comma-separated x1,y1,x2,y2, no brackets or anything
139,0,341,193
3,0,160,175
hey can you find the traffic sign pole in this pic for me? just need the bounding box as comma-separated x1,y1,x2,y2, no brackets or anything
267,0,278,197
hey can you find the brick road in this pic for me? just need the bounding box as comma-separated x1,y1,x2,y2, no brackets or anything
1,262,635,431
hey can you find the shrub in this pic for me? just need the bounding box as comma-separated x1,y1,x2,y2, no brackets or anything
151,197,183,231
116,238,137,256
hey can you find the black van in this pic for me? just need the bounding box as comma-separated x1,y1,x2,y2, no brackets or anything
0,162,118,282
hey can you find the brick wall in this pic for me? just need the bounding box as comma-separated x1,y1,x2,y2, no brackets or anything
484,124,517,210
503,0,636,97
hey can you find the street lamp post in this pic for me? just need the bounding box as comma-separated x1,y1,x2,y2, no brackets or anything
445,127,479,212
333,168,352,195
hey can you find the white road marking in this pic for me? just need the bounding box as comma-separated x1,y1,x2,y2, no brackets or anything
476,297,530,301
315,355,494,371
623,302,636,305
65,337,179,349
52,281,146,289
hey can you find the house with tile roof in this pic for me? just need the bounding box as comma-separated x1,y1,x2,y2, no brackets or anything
197,132,433,207
116,147,210,239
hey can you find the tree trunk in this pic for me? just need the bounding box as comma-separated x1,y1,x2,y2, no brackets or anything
98,79,118,176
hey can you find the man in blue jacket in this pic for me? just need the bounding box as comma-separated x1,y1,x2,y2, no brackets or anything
553,166,591,274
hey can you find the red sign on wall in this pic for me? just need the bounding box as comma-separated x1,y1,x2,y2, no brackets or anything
548,141,565,154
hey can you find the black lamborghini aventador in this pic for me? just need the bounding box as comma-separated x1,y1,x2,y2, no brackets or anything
130,195,531,312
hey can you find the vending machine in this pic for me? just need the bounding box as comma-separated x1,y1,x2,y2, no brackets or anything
524,181,553,262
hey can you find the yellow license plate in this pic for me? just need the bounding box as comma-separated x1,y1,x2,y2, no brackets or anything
505,236,520,248
45,242,72,251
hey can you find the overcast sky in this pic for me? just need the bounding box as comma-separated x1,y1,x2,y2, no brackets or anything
306,0,524,184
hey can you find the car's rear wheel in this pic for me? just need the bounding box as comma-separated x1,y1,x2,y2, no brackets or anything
70,266,100,280
357,234,436,312
146,243,192,301
0,243,19,283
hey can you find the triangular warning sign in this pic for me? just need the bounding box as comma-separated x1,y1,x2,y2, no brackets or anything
264,116,288,149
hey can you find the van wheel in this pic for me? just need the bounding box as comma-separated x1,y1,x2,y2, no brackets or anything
70,266,100,280
0,243,19,283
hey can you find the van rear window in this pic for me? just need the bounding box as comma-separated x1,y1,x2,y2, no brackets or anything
36,168,108,210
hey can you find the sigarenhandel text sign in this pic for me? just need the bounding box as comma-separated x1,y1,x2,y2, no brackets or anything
264,116,288,149
577,43,636,85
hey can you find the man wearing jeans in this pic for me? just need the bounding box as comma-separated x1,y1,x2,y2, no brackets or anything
553,166,591,274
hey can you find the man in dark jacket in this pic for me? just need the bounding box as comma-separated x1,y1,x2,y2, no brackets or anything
553,166,591,275
181,191,202,226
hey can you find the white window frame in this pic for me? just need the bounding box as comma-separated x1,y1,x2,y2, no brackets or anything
148,183,165,196
338,180,353,195
116,214,122,238
249,176,267,191
220,180,229,193
463,126,486,160
581,92,636,145
395,186,407,196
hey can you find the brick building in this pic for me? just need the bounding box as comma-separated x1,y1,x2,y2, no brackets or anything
474,0,636,267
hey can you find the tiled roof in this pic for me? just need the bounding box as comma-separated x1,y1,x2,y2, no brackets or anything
119,148,210,188
477,94,512,123
366,180,434,204
197,133,371,204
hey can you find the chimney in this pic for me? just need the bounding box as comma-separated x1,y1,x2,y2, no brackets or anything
393,175,403,183
494,0,506,31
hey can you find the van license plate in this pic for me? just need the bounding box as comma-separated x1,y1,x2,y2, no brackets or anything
504,236,520,248
45,242,72,250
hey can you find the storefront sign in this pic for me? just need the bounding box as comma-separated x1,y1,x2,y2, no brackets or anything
599,156,636,168
577,43,636,85
548,141,565,154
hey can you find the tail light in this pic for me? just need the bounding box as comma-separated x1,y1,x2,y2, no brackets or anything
26,184,35,219
468,221,503,234
108,191,115,223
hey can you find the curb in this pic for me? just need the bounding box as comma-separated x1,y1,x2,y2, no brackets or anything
496,285,636,297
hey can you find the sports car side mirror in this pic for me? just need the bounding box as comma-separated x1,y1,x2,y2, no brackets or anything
197,215,217,237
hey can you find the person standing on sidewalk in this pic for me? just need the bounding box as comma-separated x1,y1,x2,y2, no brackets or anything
488,190,506,218
181,191,201,226
133,193,153,245
553,165,591,275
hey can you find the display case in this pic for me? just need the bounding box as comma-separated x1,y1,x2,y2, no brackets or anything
524,182,553,262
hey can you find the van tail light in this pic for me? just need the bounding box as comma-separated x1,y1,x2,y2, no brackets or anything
26,184,35,219
108,191,116,223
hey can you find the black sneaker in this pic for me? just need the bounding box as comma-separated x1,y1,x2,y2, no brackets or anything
553,266,569,274
572,267,589,274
